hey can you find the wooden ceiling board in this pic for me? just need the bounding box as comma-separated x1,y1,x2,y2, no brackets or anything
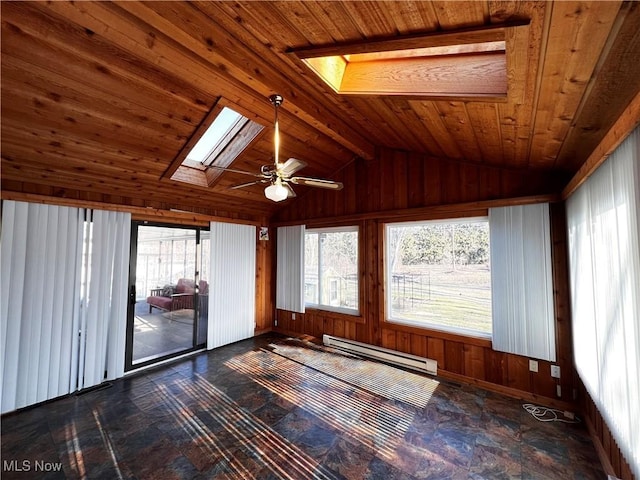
528,1,623,169
432,1,489,29
408,100,466,160
2,1,639,221
555,1,640,172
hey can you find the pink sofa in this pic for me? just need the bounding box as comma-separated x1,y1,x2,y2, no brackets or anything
146,278,208,313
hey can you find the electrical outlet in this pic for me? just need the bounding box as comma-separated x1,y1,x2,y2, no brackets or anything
529,359,539,373
556,385,562,397
550,365,561,378
274,319,278,326
292,313,296,320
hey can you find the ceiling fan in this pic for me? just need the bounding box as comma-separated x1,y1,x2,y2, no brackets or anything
209,94,343,202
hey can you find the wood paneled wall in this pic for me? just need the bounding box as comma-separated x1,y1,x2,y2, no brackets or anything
273,148,576,406
580,382,635,479
275,148,569,223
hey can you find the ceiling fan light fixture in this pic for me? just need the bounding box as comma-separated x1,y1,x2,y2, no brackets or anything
264,179,288,202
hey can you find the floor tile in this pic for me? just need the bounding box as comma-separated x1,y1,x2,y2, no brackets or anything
0,334,605,479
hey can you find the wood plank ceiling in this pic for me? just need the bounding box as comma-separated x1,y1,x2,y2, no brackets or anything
2,1,639,221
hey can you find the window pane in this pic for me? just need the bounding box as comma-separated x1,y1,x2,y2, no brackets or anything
305,228,359,313
304,232,319,304
386,220,491,336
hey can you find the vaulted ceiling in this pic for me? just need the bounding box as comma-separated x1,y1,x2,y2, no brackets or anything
2,1,639,221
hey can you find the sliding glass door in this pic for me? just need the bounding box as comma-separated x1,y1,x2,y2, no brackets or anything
125,222,209,370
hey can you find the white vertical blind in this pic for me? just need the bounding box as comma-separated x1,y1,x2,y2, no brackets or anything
208,222,256,349
79,209,131,389
490,203,556,361
276,225,305,313
1,202,131,413
566,126,639,479
1,201,84,413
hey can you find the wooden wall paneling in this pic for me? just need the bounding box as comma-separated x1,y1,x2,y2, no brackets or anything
549,202,575,402
484,349,508,386
355,322,370,344
314,314,325,339
396,331,411,354
365,156,382,213
410,333,428,359
444,340,464,374
255,226,274,332
463,344,486,380
333,318,344,339
392,150,409,210
427,338,446,369
407,152,426,209
303,312,314,336
381,329,397,351
423,157,443,206
506,355,531,392
460,163,481,203
531,360,557,399
379,148,397,211
441,160,461,204
344,320,355,341
341,161,358,216
370,219,382,347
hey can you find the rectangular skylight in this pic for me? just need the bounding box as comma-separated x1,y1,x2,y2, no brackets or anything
290,21,531,99
186,107,246,165
301,41,506,98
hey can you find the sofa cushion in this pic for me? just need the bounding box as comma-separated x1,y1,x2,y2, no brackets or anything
176,278,196,294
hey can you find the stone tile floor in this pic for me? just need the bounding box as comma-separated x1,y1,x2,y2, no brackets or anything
1,333,605,479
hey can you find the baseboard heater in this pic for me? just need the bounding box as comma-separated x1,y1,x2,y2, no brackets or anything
322,335,438,376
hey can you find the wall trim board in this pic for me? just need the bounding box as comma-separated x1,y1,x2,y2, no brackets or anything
437,369,575,411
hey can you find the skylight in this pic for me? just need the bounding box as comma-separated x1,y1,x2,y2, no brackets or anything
186,107,246,165
168,102,265,188
300,41,506,98
290,22,529,99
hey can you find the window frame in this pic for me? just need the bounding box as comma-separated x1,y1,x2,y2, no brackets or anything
383,216,492,339
304,224,361,316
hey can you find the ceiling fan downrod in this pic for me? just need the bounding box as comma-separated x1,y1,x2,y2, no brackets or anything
269,94,284,168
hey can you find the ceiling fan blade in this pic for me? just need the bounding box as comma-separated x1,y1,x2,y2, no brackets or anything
229,180,268,190
207,165,263,178
290,176,344,190
279,158,307,177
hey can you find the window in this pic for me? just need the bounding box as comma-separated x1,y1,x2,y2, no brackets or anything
290,22,533,99
385,218,491,337
305,226,359,314
185,107,246,165
299,41,506,98
169,103,264,187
